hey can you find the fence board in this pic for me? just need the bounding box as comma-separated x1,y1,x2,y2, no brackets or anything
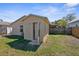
72,27,79,38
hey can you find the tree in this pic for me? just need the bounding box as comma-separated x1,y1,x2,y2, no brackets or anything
55,19,67,28
64,13,76,22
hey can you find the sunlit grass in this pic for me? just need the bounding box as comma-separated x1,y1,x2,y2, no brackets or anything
0,35,79,56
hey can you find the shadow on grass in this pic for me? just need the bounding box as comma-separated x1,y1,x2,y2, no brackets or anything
6,35,40,52
49,33,71,35
5,35,24,40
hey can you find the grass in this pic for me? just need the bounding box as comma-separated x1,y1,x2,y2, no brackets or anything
0,35,79,56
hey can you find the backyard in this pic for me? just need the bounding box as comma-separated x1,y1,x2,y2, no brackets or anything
0,35,79,56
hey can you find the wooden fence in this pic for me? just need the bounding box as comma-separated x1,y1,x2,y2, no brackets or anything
72,27,79,38
49,27,72,35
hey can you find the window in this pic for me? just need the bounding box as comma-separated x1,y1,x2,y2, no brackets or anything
20,25,23,32
20,25,24,36
20,29,23,32
20,25,23,29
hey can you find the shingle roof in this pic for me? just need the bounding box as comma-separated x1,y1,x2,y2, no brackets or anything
27,14,49,24
29,14,48,19
0,21,10,25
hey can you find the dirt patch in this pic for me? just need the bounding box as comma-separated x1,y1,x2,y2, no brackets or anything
60,35,79,46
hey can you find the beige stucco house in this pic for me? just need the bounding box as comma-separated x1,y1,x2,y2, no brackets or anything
0,21,12,35
10,14,49,45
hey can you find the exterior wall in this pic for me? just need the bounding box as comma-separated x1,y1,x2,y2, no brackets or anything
23,22,33,40
39,22,49,43
68,21,79,28
7,26,12,35
0,25,11,35
0,25,7,35
10,20,22,36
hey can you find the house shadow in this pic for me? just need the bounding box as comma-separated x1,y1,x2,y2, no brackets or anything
5,35,40,52
5,35,24,40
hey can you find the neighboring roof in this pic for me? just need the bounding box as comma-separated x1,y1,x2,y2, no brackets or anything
50,22,56,25
68,19,79,24
11,14,49,25
0,21,10,25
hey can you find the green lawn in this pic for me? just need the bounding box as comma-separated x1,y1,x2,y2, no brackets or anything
0,35,79,56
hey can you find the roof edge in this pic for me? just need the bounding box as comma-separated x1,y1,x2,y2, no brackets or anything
10,14,49,25
10,15,26,25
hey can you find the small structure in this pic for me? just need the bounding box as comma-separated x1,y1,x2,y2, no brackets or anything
67,19,79,28
10,14,49,45
0,21,12,35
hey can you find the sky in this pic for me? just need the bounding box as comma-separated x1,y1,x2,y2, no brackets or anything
0,3,79,22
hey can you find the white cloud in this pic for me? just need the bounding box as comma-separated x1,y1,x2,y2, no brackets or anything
63,3,77,15
65,3,79,7
34,6,62,21
0,10,24,22
39,5,77,22
66,7,76,14
35,6,60,17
